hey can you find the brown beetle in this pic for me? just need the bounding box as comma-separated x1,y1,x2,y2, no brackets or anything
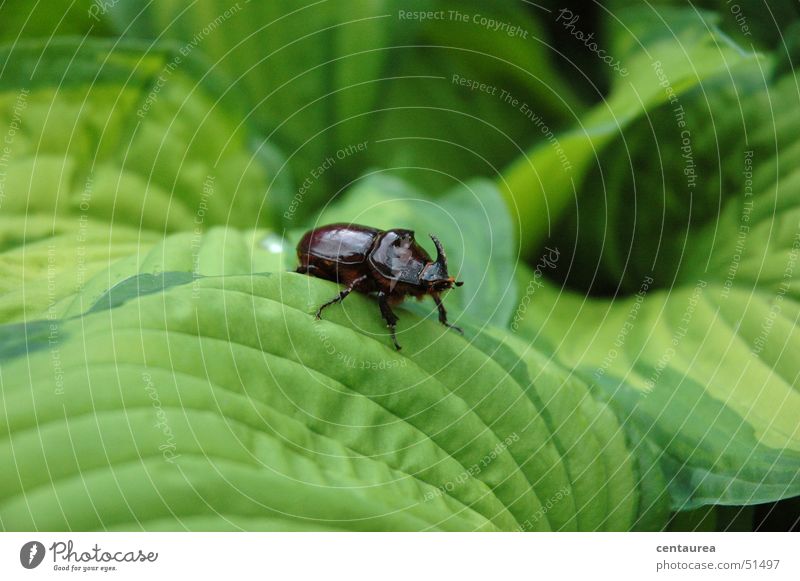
296,223,463,350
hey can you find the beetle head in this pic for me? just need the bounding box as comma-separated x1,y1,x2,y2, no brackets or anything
420,234,464,291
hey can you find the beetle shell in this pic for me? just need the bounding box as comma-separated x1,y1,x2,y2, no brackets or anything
298,223,379,265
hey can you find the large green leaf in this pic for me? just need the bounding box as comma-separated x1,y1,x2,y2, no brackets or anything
551,4,800,293
555,62,772,293
0,269,658,530
513,67,800,505
0,38,288,232
518,279,800,509
502,6,763,256
107,0,583,211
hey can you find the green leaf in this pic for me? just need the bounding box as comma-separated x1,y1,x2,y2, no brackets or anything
476,325,670,530
0,268,659,530
107,0,584,210
502,6,763,256
314,174,517,327
57,226,288,320
677,71,800,295
607,0,800,51
0,219,286,324
505,12,800,511
0,0,114,42
559,65,772,292
0,219,161,324
0,38,288,232
514,256,800,508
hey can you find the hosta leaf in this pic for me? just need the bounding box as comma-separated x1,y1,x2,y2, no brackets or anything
509,10,800,510
0,38,288,232
58,226,288,320
0,223,287,324
108,0,583,207
503,6,762,256
607,0,800,50
469,325,670,530
515,180,800,509
0,271,654,531
0,221,158,324
520,279,800,508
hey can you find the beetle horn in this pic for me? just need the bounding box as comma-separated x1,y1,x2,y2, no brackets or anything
429,234,448,270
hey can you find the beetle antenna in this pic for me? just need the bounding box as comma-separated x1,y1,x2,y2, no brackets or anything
429,234,448,270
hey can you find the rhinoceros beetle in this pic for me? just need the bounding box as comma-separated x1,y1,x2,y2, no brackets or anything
296,223,463,350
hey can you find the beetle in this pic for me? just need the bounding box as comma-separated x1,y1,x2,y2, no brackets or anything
296,223,464,350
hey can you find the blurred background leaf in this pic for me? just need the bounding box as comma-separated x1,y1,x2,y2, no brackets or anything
0,0,114,42
502,5,762,258
512,65,800,507
106,0,584,221
0,38,289,236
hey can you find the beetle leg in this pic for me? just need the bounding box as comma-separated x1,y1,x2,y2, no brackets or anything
377,292,402,350
315,275,367,319
433,293,463,334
